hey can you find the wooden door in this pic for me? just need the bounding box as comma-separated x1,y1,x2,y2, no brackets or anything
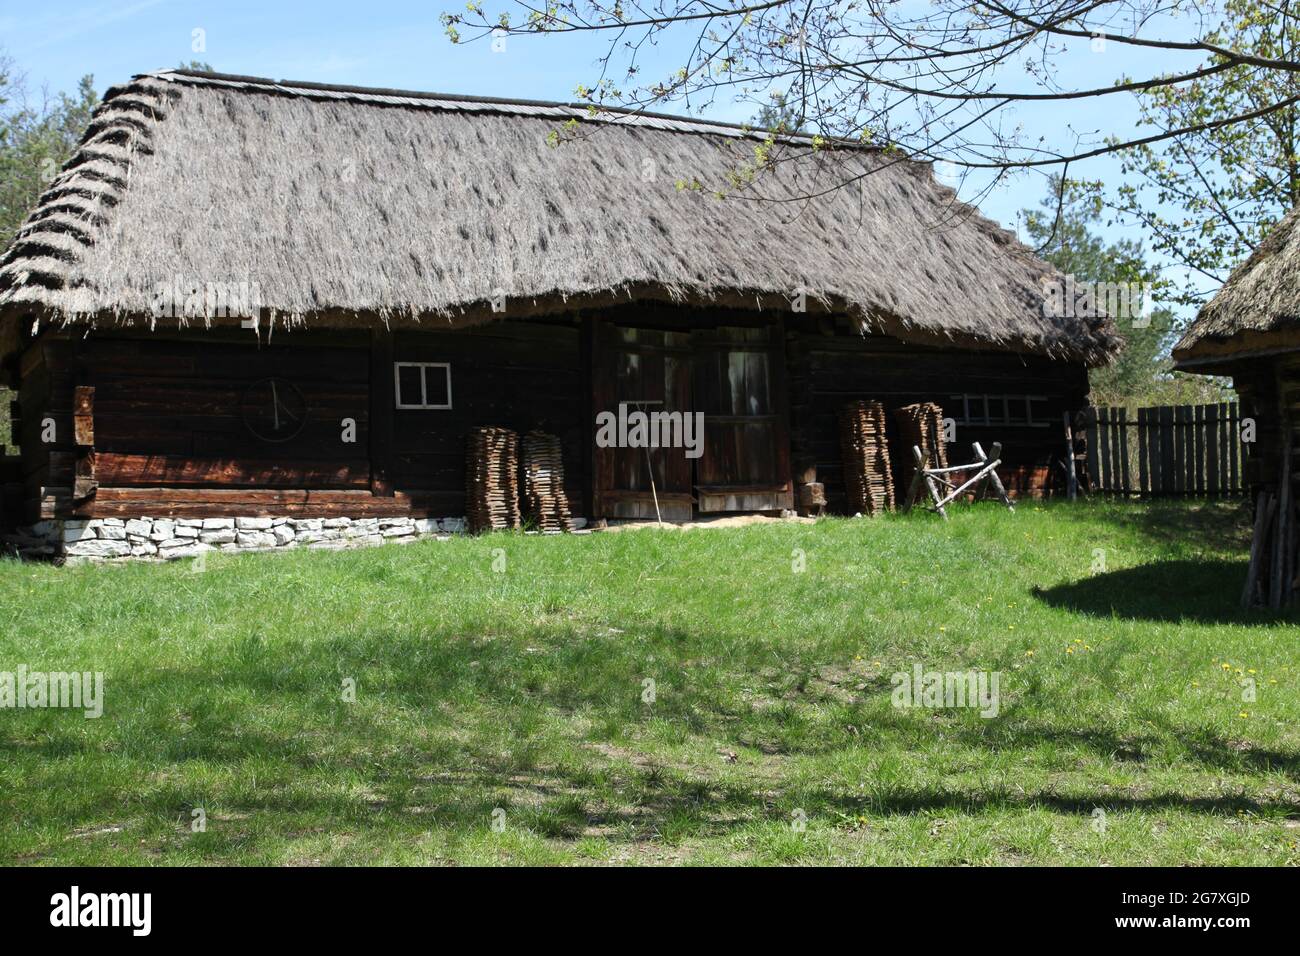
692,325,793,512
593,325,694,520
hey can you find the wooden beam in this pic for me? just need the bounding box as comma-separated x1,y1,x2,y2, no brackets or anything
71,487,454,519
73,385,94,446
369,329,395,496
74,450,98,500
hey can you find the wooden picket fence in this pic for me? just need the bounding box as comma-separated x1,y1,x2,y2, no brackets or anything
1084,403,1245,497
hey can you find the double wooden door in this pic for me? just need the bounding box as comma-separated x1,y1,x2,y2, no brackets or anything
593,323,792,519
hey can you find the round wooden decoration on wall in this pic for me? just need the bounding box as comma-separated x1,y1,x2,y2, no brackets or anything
241,377,308,443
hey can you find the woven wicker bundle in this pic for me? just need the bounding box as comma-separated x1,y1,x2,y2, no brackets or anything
466,426,522,532
838,401,896,515
520,430,575,533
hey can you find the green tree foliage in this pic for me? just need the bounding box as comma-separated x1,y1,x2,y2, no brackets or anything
1024,181,1230,408
1109,0,1300,306
0,58,99,450
0,62,99,251
752,91,804,134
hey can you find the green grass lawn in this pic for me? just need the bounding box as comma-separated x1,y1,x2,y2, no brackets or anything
1,499,1297,866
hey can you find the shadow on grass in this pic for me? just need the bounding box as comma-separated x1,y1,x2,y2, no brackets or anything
1122,499,1253,552
1032,558,1294,624
7,622,1300,863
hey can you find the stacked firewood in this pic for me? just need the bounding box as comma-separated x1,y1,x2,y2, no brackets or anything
466,426,522,533
894,402,948,493
520,430,575,533
838,400,896,515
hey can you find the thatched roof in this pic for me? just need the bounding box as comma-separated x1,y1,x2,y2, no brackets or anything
1174,207,1300,368
0,69,1119,364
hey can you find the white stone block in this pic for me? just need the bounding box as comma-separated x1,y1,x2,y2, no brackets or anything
65,538,131,558
202,518,234,530
150,520,176,542
98,525,128,541
200,529,237,545
236,517,273,530
62,522,98,543
237,530,277,549
273,525,295,546
125,518,152,537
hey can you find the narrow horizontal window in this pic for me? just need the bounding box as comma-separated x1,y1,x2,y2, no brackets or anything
394,362,452,410
949,394,1050,427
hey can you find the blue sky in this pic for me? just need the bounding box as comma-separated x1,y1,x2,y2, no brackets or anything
2,0,1214,317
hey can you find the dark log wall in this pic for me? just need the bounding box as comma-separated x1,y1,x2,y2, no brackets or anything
1233,356,1300,494
5,310,1089,524
787,325,1089,510
13,336,74,523
390,321,585,516
10,322,587,521
84,333,372,489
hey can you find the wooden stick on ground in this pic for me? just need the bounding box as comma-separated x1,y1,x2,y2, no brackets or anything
972,442,1015,511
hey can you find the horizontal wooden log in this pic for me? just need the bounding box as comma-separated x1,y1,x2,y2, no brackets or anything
93,453,371,488
71,487,461,519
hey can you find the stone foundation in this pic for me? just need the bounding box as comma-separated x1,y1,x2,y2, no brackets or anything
7,514,590,562
9,515,475,563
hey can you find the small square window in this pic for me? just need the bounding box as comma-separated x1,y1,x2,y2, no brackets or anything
394,362,452,409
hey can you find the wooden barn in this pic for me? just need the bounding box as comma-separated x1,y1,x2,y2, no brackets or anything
0,70,1118,559
1173,208,1300,608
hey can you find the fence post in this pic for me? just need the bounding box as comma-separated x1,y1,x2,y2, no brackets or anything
1118,407,1131,496
1085,406,1100,492
1226,401,1238,496
1160,406,1176,495
1137,407,1149,497
1201,403,1211,494
1194,404,1206,495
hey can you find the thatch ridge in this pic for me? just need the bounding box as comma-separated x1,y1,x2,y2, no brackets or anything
0,69,1120,365
1174,206,1300,366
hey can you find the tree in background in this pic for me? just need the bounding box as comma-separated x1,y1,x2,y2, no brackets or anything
0,56,98,450
1023,180,1230,408
446,0,1300,207
0,59,98,250
751,91,804,134
1108,0,1300,306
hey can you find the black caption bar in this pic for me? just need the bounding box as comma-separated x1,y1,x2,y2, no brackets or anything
0,866,1282,942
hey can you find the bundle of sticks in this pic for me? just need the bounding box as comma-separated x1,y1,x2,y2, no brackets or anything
893,402,947,492
466,426,522,533
838,400,896,515
520,430,576,533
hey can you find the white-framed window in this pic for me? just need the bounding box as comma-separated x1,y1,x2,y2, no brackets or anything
394,362,452,409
